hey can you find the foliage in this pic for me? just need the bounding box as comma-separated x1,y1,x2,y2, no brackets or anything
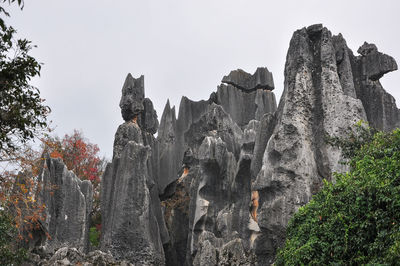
276,127,400,265
0,142,51,266
325,120,376,162
0,2,50,263
89,226,100,247
0,211,27,265
0,0,50,155
43,130,105,184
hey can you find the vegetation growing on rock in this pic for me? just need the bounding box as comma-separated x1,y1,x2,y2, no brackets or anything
276,126,400,265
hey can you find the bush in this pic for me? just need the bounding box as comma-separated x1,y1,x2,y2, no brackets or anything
89,226,100,247
0,211,27,265
276,128,400,265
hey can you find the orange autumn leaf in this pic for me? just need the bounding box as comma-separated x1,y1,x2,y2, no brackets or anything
50,150,63,159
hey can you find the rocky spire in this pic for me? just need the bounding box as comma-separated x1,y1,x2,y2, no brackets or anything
119,74,145,122
101,74,167,265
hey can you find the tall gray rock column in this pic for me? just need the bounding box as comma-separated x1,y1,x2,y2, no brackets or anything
101,73,167,265
253,24,367,264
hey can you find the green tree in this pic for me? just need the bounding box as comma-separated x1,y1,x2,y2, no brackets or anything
0,1,49,264
276,126,400,265
0,0,50,155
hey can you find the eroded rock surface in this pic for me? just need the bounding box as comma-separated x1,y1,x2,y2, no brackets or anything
222,68,274,91
217,69,277,127
98,25,399,266
101,74,167,265
37,155,93,254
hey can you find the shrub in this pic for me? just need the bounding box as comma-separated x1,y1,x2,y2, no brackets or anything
89,226,100,247
0,211,27,265
276,128,400,265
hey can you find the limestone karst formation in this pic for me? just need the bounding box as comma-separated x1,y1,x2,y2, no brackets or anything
29,24,399,265
98,24,399,266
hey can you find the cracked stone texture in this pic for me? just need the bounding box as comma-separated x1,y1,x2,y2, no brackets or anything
37,155,93,254
100,24,399,266
253,24,370,264
217,80,277,127
222,67,275,91
157,68,277,199
350,42,399,131
101,75,167,265
119,74,145,122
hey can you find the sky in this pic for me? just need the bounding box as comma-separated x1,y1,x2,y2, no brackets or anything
5,0,400,159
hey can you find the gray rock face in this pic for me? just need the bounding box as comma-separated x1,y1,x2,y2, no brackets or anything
120,74,145,121
357,42,397,81
250,113,276,181
216,84,276,128
157,97,210,196
168,104,259,265
222,68,274,91
157,68,277,197
101,142,164,265
112,121,143,159
37,155,93,254
251,24,395,264
139,98,159,134
156,69,276,265
217,68,277,128
349,42,400,131
101,74,167,265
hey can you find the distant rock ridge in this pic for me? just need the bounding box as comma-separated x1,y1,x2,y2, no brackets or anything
96,24,399,266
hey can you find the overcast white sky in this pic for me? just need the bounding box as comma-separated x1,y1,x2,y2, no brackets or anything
6,0,400,159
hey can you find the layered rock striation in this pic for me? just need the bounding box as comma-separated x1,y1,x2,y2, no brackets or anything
37,154,93,254
101,74,167,265
160,74,277,265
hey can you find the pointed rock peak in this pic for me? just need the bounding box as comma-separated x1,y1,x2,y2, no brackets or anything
119,73,145,121
306,23,323,37
163,99,172,113
221,67,274,92
122,73,144,94
160,98,176,122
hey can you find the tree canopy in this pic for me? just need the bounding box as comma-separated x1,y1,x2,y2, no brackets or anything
0,0,49,155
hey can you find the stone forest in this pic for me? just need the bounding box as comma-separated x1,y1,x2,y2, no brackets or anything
6,24,400,265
